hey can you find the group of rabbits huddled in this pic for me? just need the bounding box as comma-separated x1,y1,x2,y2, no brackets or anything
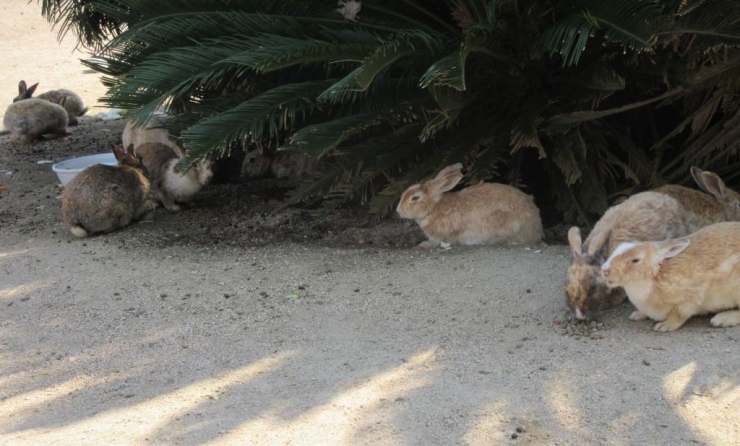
6,78,738,333
3,80,88,143
397,163,740,333
565,167,740,332
61,116,213,237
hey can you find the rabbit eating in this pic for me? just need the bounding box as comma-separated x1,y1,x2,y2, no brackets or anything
565,191,689,320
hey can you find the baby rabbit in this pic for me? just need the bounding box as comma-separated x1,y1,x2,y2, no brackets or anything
61,143,158,238
241,145,317,180
134,142,213,211
601,222,740,332
3,98,70,143
396,163,543,248
565,191,689,320
655,167,740,232
14,81,88,125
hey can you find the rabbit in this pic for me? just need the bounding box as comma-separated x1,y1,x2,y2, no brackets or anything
241,145,317,180
61,143,158,238
396,163,543,249
14,80,88,125
601,221,740,332
654,167,740,232
565,191,690,320
122,114,184,157
3,98,70,143
134,142,213,211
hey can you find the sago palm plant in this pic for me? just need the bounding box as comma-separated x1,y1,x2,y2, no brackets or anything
40,0,740,224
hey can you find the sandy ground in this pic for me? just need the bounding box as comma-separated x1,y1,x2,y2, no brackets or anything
1,1,739,445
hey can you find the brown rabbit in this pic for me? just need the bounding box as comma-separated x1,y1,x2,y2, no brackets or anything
14,81,88,125
396,163,543,248
241,145,317,180
61,143,158,238
3,98,70,143
122,114,184,157
601,222,740,332
134,142,213,211
565,191,689,320
655,167,740,232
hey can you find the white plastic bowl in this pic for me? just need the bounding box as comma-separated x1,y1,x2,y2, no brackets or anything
52,153,118,186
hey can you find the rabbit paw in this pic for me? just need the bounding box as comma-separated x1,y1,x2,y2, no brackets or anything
414,239,441,249
629,311,648,321
166,203,182,212
710,310,740,328
653,322,677,332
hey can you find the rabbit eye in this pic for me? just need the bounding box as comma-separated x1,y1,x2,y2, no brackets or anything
249,158,256,164
630,258,640,264
411,195,420,202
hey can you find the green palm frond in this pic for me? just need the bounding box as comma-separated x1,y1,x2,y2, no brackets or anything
42,0,740,224
216,35,374,74
179,81,336,160
538,0,667,66
287,103,426,157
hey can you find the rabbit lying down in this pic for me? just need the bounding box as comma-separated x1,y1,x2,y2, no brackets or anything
396,163,543,249
14,80,88,125
3,98,70,143
601,222,740,332
61,143,158,238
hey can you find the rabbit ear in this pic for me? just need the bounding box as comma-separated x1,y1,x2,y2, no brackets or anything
431,172,462,194
110,143,126,162
18,81,27,94
585,227,612,257
434,163,463,180
26,82,38,96
567,226,583,257
698,171,728,199
655,238,690,262
689,166,704,188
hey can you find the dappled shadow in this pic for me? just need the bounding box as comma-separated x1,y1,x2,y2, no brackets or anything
2,237,737,445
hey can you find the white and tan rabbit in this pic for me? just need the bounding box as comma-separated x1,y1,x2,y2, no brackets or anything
655,167,740,232
565,191,689,320
3,98,70,143
134,142,213,211
122,114,184,157
396,163,543,248
61,143,158,238
601,221,740,332
241,145,317,180
14,80,88,125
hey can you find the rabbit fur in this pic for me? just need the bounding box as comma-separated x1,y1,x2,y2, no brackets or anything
601,221,740,332
396,163,543,249
134,142,213,211
61,144,158,238
122,115,185,158
654,167,740,232
3,98,69,143
565,191,690,320
241,145,317,179
14,80,88,125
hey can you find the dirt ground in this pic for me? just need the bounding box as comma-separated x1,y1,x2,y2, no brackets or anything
1,1,739,445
